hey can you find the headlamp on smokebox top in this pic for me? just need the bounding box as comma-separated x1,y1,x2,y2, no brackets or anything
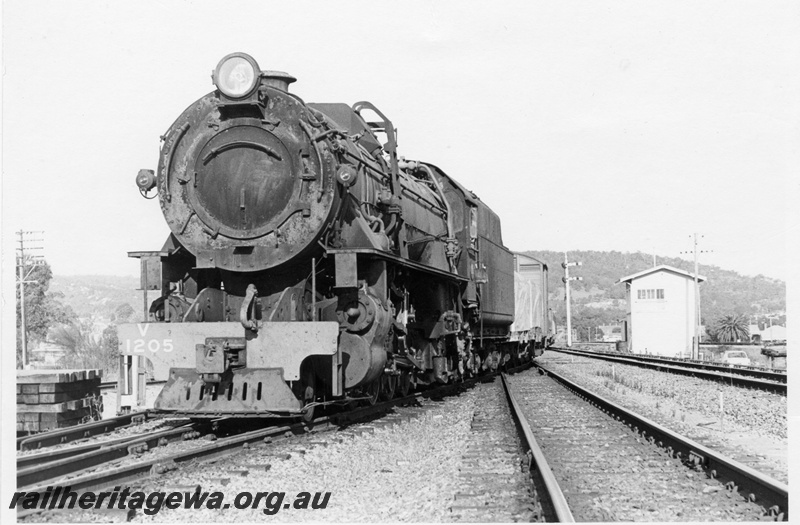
213,53,260,100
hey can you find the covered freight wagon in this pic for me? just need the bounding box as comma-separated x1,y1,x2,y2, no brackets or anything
510,253,555,352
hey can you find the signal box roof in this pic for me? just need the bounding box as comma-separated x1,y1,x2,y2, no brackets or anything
617,264,706,284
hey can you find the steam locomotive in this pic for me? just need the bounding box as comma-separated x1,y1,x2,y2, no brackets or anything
117,53,553,418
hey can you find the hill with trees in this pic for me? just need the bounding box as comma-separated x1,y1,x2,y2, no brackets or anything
48,275,141,322
17,271,141,374
520,250,785,340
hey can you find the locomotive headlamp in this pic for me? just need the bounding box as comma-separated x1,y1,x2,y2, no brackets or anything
213,53,260,99
136,169,156,198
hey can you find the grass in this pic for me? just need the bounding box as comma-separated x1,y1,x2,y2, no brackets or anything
596,367,645,393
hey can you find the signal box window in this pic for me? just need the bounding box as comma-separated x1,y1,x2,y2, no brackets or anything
637,288,665,300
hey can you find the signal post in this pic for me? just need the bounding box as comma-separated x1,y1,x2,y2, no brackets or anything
562,253,582,347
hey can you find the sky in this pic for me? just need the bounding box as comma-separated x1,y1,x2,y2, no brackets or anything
2,1,798,283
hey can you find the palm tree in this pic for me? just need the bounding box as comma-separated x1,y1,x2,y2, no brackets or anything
49,322,103,369
713,314,749,343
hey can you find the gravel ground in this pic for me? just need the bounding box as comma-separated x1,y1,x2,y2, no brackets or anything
33,381,535,523
538,352,788,483
507,370,770,521
445,379,538,521
134,397,482,522
17,356,787,523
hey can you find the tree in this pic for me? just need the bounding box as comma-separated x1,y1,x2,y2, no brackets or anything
100,324,120,376
50,321,106,370
112,303,136,324
712,314,749,343
16,261,76,367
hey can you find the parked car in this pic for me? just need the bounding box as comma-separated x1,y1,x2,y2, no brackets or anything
761,342,787,358
721,350,751,366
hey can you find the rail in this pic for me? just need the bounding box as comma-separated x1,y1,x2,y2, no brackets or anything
17,411,150,451
555,345,786,378
534,361,788,519
18,362,532,498
500,372,574,522
17,422,200,487
550,347,786,393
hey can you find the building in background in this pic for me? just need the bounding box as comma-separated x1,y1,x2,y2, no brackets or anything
617,265,706,357
598,324,624,342
749,323,787,343
30,341,66,368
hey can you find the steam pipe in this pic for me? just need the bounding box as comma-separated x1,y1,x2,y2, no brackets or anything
419,164,457,273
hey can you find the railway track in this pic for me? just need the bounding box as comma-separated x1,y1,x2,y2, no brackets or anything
551,347,786,393
17,420,208,487
16,363,530,513
501,363,788,521
22,357,785,522
16,411,151,452
445,376,540,521
16,382,168,449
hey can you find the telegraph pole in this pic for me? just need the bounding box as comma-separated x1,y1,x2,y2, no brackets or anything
681,233,711,360
693,235,699,359
16,230,45,368
562,252,583,347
